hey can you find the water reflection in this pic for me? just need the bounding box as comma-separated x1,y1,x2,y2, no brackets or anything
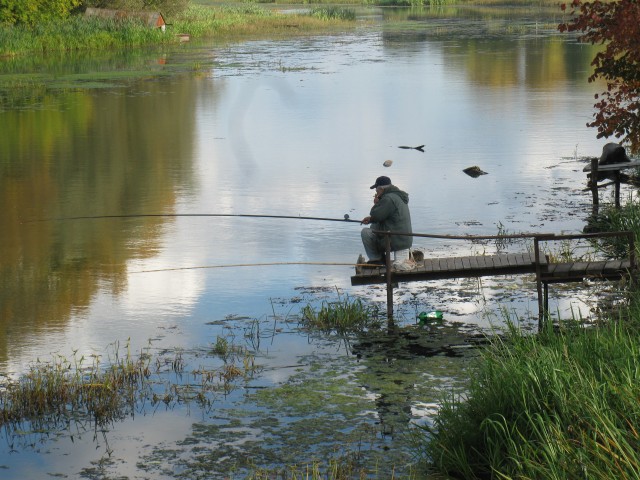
0,7,628,477
0,76,216,364
351,320,487,437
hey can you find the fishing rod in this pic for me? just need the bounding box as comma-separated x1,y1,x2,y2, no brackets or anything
34,213,363,224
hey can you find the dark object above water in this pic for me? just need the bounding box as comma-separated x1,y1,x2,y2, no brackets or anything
599,142,631,165
398,145,425,152
463,166,488,178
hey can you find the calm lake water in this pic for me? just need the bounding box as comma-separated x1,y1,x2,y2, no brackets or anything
0,5,630,478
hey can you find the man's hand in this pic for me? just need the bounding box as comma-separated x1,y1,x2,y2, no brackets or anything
361,216,372,225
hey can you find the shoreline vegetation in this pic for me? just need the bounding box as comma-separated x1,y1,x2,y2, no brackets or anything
4,0,640,478
423,198,640,478
0,0,567,58
0,3,358,58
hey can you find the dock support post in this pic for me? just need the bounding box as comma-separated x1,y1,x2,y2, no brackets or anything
385,234,393,320
543,282,549,317
590,156,599,216
534,237,546,331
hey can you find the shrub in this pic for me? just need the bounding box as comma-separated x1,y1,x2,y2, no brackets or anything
0,0,81,25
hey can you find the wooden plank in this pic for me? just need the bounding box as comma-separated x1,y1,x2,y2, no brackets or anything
462,256,472,269
583,160,640,172
498,255,511,268
454,257,464,270
569,262,591,275
602,260,624,274
550,263,573,277
476,256,490,269
585,261,605,276
520,253,536,265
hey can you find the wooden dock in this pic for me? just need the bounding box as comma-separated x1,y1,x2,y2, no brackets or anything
583,159,640,212
351,231,636,328
352,255,632,285
352,252,546,285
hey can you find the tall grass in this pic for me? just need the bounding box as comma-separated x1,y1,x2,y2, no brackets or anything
0,342,153,429
0,4,356,57
300,295,381,334
0,16,168,56
0,338,256,436
309,7,356,21
588,193,640,258
422,314,640,479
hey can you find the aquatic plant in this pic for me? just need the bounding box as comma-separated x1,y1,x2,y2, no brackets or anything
0,339,257,442
246,456,420,479
300,295,382,334
587,193,640,259
421,314,640,479
309,7,356,21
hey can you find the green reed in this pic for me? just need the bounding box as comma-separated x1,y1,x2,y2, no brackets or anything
0,338,257,435
309,7,356,21
0,16,168,56
300,295,381,334
0,4,356,57
247,456,419,479
0,342,151,428
587,193,640,259
421,312,640,479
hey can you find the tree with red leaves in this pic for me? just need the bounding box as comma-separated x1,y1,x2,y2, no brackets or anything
559,0,640,152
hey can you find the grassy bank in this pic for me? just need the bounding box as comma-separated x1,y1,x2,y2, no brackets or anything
423,312,640,478
0,3,356,57
421,195,640,478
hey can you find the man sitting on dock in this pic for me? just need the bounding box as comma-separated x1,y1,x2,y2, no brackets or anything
360,176,414,270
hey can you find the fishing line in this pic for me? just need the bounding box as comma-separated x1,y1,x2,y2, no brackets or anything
130,261,360,274
34,213,362,224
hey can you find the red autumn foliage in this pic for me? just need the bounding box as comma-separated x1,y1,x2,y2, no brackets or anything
559,0,640,153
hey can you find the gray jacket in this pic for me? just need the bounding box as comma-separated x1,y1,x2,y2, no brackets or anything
369,186,413,251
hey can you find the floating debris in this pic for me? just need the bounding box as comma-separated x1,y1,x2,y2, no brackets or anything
463,166,488,178
398,145,425,152
383,160,393,167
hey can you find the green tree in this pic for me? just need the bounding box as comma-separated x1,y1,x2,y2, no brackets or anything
82,0,189,18
559,0,640,152
0,0,81,25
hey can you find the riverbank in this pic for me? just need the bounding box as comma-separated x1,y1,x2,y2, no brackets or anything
0,3,356,58
423,199,640,478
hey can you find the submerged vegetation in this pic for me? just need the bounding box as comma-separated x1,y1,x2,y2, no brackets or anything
300,294,382,334
0,338,256,441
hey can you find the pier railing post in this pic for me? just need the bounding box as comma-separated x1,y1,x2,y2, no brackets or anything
590,156,599,216
629,231,636,284
385,233,393,320
534,236,545,331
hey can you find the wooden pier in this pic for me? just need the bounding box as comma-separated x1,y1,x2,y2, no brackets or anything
583,159,640,213
351,231,636,328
